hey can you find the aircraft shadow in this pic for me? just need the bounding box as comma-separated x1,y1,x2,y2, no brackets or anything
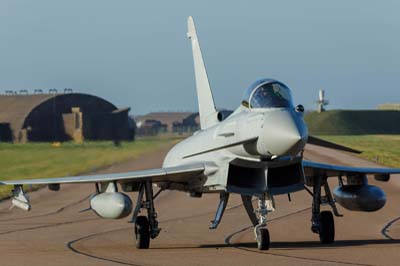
152,239,400,250
269,239,400,250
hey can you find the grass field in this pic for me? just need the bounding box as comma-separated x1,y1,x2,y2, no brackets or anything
0,135,398,199
320,135,400,168
305,110,400,135
0,137,179,198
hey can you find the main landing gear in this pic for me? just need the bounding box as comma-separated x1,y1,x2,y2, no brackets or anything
308,176,342,244
130,182,161,249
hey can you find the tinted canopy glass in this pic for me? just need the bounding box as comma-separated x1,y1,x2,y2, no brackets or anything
249,82,293,109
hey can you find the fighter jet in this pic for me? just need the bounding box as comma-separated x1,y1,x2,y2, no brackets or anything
1,16,399,250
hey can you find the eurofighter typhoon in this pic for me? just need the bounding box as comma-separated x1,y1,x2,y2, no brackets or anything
1,17,399,250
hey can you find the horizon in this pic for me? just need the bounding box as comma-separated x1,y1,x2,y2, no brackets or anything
0,88,398,116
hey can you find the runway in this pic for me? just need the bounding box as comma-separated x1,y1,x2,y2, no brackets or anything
1,143,400,266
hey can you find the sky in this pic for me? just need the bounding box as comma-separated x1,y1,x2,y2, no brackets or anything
0,1,399,115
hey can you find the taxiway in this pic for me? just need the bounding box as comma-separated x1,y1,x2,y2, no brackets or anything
0,143,399,266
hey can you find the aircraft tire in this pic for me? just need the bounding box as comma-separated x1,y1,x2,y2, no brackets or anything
135,216,150,249
257,228,270,250
319,211,335,244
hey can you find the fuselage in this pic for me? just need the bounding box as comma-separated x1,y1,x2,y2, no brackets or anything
163,106,307,166
163,79,308,167
162,79,308,193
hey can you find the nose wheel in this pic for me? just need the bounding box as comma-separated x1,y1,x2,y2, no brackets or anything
256,227,270,250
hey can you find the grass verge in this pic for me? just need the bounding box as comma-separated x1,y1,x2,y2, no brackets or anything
0,137,179,199
319,135,400,168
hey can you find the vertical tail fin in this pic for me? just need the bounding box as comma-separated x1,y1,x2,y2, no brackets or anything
187,16,218,129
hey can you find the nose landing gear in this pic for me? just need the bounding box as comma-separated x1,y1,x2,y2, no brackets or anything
254,194,275,250
242,194,275,250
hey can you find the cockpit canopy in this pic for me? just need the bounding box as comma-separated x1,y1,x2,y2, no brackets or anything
242,79,293,109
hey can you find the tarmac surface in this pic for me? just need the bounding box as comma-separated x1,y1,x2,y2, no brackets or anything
1,143,400,266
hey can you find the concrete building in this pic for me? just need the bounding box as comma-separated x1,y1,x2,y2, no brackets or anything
172,113,200,134
135,112,199,136
135,110,233,136
0,93,135,143
135,112,193,132
136,120,167,136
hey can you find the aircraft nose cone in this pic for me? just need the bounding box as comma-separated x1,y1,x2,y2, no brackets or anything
257,110,307,157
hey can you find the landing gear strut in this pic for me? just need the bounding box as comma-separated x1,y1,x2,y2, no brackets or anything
210,192,229,229
310,177,338,244
130,182,161,249
241,195,258,226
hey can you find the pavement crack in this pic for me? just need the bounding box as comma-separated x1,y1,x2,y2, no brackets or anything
381,216,400,240
0,194,90,222
67,231,146,266
0,217,96,235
